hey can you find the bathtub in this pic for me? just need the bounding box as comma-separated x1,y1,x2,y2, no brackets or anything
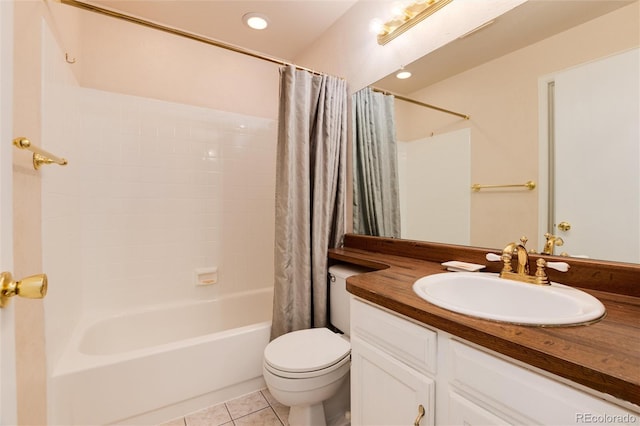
49,288,273,425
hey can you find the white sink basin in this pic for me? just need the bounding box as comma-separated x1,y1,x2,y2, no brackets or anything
413,272,605,326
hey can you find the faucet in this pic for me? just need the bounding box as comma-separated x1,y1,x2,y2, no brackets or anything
497,236,550,285
486,236,571,286
500,236,530,275
542,233,564,255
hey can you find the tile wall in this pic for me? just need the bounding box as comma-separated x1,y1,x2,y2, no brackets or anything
41,26,277,370
70,89,276,310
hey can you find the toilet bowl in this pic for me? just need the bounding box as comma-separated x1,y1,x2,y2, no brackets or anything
263,328,350,425
264,264,369,426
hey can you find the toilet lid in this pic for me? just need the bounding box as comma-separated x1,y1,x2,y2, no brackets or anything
264,328,350,373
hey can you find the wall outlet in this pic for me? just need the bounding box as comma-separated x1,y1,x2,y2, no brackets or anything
195,267,218,286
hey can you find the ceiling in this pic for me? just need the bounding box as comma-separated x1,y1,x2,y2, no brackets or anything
85,0,359,61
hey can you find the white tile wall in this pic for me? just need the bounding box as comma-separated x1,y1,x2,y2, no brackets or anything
42,23,85,372
41,24,276,371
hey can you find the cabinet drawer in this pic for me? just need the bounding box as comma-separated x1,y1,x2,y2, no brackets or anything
351,298,437,375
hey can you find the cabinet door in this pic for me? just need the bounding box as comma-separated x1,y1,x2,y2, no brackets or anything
351,336,434,426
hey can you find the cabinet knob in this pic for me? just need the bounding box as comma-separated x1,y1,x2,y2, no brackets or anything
414,404,425,426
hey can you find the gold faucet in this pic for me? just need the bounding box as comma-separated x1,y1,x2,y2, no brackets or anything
501,237,530,275
499,236,550,285
542,233,564,255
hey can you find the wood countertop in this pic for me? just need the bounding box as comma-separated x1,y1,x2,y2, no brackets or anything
329,236,640,409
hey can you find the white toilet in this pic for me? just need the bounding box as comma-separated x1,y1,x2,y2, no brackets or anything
263,264,368,426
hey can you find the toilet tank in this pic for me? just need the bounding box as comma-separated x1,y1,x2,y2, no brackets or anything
328,264,371,336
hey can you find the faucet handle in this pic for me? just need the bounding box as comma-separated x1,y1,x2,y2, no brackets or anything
486,252,514,274
485,253,502,262
546,261,570,272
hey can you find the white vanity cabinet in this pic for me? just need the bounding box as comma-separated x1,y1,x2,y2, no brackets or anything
350,297,639,426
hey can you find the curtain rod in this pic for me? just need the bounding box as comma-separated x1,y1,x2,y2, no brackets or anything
59,0,327,77
371,87,470,120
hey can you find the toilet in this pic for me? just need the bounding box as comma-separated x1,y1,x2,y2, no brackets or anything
263,264,368,426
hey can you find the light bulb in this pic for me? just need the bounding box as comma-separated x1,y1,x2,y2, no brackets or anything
369,18,388,35
390,0,412,20
243,13,268,30
396,69,412,79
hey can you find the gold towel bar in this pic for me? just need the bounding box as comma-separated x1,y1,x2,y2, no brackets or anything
13,137,68,170
471,180,536,192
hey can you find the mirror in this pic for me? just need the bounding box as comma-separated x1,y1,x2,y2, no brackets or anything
354,0,639,263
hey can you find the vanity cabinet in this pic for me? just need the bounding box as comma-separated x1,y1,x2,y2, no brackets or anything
350,297,639,426
350,297,437,425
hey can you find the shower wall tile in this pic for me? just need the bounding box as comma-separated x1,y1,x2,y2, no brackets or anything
43,83,277,319
41,24,87,371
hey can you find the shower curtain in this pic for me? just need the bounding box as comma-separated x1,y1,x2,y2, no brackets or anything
352,87,401,237
271,65,347,340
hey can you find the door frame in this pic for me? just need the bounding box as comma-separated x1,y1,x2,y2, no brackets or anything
0,0,18,423
537,74,553,241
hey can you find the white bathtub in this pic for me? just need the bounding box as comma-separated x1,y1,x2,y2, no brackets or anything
49,288,273,425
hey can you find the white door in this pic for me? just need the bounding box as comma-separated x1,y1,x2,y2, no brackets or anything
552,48,639,262
0,0,18,424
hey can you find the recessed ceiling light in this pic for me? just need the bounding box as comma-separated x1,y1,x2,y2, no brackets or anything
396,70,412,79
243,13,269,30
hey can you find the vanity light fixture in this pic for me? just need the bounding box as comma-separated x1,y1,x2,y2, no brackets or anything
375,0,453,45
243,12,269,30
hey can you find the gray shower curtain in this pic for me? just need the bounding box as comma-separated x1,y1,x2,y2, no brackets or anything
352,87,401,237
270,65,347,340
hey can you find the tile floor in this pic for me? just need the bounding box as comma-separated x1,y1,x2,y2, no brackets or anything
160,389,289,426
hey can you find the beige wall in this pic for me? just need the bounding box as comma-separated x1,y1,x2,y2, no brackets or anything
393,2,639,250
13,1,82,424
75,6,280,119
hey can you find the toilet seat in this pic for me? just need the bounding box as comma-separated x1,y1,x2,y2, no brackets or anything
264,328,350,378
264,351,350,379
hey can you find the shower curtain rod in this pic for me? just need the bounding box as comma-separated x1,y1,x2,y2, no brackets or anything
371,87,470,120
60,0,329,77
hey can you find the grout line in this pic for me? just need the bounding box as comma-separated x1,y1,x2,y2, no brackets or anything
271,406,284,426
223,401,233,423
162,388,287,426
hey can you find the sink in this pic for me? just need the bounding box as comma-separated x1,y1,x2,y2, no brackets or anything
412,272,605,326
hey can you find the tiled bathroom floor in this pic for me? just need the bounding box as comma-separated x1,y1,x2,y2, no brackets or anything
160,389,289,426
